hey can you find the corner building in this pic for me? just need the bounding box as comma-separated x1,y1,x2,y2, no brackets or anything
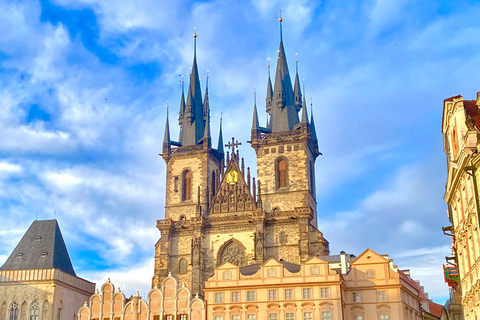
441,93,480,319
152,23,329,296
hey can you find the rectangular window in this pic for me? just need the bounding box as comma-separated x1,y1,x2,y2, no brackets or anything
179,316,187,320
302,288,312,299
321,312,331,320
268,290,277,301
268,269,276,277
354,316,363,320
214,316,223,320
353,292,362,302
231,316,239,320
231,292,240,303
269,314,278,320
377,291,387,302
366,270,375,279
152,316,159,320
320,287,330,298
247,315,256,320
215,293,223,303
379,315,389,320
247,291,255,302
115,317,121,320
165,316,173,320
285,313,294,320
284,289,293,300
304,312,313,320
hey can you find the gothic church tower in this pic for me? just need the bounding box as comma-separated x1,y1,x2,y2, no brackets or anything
153,22,329,297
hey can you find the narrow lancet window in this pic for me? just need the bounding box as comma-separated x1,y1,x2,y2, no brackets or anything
183,170,192,201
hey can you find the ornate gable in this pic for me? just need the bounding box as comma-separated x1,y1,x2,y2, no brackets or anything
211,157,255,213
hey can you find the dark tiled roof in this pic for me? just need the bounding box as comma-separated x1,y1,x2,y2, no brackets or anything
0,220,76,276
239,260,301,276
463,100,480,130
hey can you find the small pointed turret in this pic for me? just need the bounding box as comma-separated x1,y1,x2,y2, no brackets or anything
178,78,185,142
164,105,171,144
294,54,302,112
310,100,317,142
217,116,224,154
252,90,260,132
203,102,211,149
266,59,273,116
301,84,308,124
203,71,210,122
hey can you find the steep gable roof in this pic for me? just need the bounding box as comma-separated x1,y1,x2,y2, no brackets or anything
0,220,76,276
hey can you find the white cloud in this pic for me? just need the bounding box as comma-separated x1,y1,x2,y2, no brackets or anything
0,162,23,173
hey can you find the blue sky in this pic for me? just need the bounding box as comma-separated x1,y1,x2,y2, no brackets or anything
1,0,479,303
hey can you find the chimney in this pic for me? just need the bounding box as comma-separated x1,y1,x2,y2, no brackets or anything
340,251,348,274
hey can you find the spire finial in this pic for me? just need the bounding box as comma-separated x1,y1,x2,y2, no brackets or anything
279,10,283,41
206,70,209,88
193,27,197,58
267,58,271,78
295,53,298,74
254,86,257,106
181,75,185,93
302,79,305,96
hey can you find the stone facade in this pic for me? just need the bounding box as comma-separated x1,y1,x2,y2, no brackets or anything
78,277,205,320
0,268,94,320
441,93,480,320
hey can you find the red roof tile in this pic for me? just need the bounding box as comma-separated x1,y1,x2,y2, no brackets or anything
444,95,463,102
428,301,443,318
398,270,428,301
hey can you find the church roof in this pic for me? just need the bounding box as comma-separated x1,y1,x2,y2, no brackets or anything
0,220,76,276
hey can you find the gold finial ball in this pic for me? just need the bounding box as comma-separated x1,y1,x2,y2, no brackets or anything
194,34,197,38
279,17,283,22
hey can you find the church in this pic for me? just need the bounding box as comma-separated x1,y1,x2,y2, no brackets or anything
152,18,329,296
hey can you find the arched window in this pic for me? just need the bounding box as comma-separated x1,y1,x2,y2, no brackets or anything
182,170,192,201
280,231,287,245
309,160,314,190
276,158,288,189
29,301,39,320
179,259,187,274
9,302,18,320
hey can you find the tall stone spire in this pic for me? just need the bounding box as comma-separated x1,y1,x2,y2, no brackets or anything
270,15,299,132
294,53,302,112
181,27,205,146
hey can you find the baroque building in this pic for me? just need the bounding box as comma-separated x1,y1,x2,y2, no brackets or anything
152,21,329,296
0,220,95,320
441,93,480,320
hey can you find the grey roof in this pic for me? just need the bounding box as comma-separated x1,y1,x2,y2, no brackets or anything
0,220,76,276
239,260,301,276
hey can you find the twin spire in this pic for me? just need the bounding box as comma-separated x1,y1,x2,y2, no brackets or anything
256,15,317,141
163,28,223,153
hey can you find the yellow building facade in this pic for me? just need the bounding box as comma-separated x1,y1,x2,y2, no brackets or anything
442,93,480,319
204,249,423,320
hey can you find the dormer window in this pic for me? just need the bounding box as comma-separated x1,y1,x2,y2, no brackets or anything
276,158,288,189
16,254,23,258
41,253,47,258
35,236,41,242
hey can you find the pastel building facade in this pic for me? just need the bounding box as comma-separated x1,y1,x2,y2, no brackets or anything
77,276,205,320
204,249,423,320
442,93,480,319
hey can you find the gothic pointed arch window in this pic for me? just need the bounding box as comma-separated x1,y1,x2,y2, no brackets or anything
9,302,18,320
29,301,39,320
179,258,187,274
217,239,246,267
182,170,192,201
276,158,288,189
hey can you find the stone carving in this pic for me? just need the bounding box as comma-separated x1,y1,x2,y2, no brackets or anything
218,242,246,267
